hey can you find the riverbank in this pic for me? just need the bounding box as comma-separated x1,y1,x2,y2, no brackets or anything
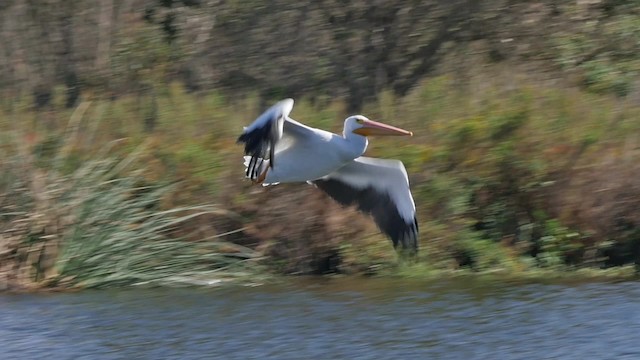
2,75,640,290
2,75,640,291
1,1,640,291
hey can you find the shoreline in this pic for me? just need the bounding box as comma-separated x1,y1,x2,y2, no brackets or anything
2,264,637,293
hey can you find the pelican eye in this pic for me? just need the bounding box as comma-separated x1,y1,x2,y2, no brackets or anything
356,118,364,124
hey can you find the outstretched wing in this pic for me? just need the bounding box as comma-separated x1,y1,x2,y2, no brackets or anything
237,99,292,179
237,98,318,181
312,157,418,254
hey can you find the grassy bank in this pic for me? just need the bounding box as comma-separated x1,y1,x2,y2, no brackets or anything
0,101,266,290
1,67,639,290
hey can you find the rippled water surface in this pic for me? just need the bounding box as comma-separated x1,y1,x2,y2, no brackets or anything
2,278,640,359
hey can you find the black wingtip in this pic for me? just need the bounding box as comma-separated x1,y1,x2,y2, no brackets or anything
393,217,418,259
314,178,418,256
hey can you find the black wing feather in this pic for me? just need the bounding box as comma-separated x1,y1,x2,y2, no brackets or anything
237,118,279,178
237,99,292,179
313,178,418,255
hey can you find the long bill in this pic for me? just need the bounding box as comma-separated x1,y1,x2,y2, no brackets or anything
353,119,413,136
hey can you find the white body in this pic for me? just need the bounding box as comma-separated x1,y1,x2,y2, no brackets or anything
262,120,366,184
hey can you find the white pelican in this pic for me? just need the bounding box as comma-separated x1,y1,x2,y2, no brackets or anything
237,98,418,255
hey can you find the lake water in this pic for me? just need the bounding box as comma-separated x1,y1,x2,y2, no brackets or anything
2,278,640,359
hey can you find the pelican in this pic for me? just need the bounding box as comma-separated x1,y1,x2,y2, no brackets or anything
237,98,418,255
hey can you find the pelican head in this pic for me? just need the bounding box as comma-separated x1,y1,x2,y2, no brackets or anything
344,115,413,137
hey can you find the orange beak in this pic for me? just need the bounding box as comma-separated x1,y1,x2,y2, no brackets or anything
352,119,413,137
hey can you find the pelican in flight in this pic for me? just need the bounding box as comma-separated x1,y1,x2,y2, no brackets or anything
237,98,418,254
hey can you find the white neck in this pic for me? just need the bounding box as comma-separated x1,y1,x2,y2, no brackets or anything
341,131,368,159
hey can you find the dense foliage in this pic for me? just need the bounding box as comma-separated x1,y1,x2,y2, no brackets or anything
1,0,639,289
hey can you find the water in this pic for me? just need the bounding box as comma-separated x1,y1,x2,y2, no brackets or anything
2,278,640,359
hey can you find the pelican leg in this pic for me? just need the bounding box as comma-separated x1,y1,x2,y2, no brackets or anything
252,167,269,185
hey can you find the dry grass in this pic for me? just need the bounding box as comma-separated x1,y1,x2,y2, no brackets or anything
1,68,639,289
0,103,265,290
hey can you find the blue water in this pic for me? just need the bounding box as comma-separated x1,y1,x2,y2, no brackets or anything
2,278,640,359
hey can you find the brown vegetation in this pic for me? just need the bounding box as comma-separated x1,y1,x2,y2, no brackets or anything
1,0,639,289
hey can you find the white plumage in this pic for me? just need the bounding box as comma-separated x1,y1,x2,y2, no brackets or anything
237,98,418,254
